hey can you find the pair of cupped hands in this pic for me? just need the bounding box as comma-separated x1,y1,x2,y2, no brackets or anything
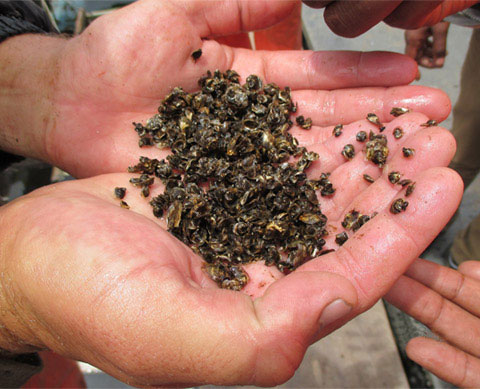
0,0,479,387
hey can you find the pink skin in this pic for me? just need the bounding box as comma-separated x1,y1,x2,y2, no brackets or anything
385,260,480,387
10,0,455,180
0,0,466,387
0,110,462,387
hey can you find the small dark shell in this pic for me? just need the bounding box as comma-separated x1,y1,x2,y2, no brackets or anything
191,49,202,62
342,144,355,160
120,201,130,209
114,187,126,199
367,113,381,126
365,136,389,167
356,131,367,142
333,124,343,137
390,107,410,117
141,186,150,198
402,147,415,158
421,119,437,127
379,126,386,132
398,179,412,187
388,171,401,184
166,201,183,229
406,182,416,197
245,74,262,91
363,174,375,183
301,117,312,130
335,232,348,246
299,213,323,224
341,209,370,232
390,198,409,214
393,127,404,139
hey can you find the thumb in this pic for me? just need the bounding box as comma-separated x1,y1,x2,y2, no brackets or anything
251,271,357,385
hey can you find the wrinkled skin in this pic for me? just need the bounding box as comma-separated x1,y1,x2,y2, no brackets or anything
386,260,480,387
2,0,449,177
0,0,466,387
0,115,463,386
304,0,476,38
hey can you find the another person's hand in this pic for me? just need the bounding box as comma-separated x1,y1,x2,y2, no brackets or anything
0,108,462,386
0,0,451,179
304,0,475,37
405,22,450,80
385,259,480,387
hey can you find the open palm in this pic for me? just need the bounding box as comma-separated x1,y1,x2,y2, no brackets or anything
42,0,448,179
2,109,462,386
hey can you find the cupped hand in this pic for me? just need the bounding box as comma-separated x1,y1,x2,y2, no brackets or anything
304,0,476,37
2,0,456,178
385,259,480,387
0,106,462,386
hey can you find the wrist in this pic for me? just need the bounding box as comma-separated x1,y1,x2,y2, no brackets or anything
0,34,67,163
0,204,44,354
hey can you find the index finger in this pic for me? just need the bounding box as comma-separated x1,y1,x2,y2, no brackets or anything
204,45,418,90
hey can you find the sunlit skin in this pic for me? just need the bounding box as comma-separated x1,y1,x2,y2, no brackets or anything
0,115,462,386
0,0,468,387
0,0,450,177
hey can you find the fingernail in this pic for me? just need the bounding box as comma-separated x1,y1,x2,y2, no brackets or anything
318,299,352,329
435,58,444,66
420,58,430,67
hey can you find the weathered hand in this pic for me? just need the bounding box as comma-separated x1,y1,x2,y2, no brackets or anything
385,259,480,387
0,0,451,179
405,22,450,76
0,106,462,386
304,0,475,37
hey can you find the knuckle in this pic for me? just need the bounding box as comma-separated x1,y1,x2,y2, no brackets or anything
420,293,445,328
441,271,466,302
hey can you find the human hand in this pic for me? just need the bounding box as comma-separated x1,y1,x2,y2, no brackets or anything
0,0,453,179
304,0,475,37
405,22,450,79
0,105,462,386
385,259,480,387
